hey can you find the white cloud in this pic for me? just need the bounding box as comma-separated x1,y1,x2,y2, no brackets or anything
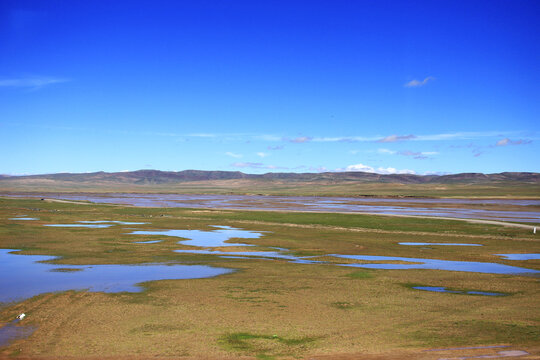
256,152,269,158
377,148,396,155
231,162,287,170
225,152,243,158
345,163,375,172
345,163,416,175
496,138,532,146
377,134,417,143
397,150,438,159
313,136,379,142
0,76,70,90
404,76,435,88
288,136,312,143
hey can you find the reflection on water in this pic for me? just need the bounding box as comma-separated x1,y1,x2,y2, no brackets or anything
128,225,540,275
9,217,39,221
79,220,147,225
399,242,482,246
45,224,113,228
174,249,320,264
0,319,35,348
496,253,540,260
330,255,539,274
412,286,505,296
0,249,233,303
128,225,263,247
8,193,540,223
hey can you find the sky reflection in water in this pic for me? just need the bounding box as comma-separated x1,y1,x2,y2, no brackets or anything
412,286,506,296
128,226,540,275
0,249,233,303
128,225,263,247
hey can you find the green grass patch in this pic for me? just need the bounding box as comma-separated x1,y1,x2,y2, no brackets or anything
346,270,374,279
219,332,318,358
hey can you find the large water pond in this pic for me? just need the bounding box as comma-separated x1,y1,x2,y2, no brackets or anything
128,225,264,247
5,193,540,223
0,249,233,304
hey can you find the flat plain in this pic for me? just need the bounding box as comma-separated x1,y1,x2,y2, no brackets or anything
0,196,539,359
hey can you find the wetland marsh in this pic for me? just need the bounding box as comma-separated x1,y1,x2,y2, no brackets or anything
0,196,539,359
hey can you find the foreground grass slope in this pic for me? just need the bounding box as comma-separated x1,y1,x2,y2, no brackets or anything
0,198,539,359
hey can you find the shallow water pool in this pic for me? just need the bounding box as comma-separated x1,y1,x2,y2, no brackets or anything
129,225,263,247
412,286,506,296
0,249,233,303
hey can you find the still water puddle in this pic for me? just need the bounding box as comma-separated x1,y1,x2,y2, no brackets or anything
133,240,163,244
0,249,233,304
412,286,506,296
0,319,35,348
11,193,540,223
496,254,540,260
174,249,320,264
9,217,39,221
400,242,482,246
79,220,147,225
128,225,263,247
330,255,539,274
45,224,113,228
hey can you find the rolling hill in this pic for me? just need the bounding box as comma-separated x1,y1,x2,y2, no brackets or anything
1,170,539,197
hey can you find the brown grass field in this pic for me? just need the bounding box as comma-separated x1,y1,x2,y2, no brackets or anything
1,177,540,198
0,197,539,359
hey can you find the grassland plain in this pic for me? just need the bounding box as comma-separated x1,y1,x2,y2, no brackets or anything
0,197,539,359
1,177,540,198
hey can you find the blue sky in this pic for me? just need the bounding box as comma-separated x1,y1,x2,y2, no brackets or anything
1,0,538,175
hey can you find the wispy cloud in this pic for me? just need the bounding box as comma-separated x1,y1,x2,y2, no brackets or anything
313,136,379,142
287,136,312,143
0,76,70,90
231,162,287,170
309,166,329,172
397,150,438,159
377,148,396,155
256,152,269,158
404,76,435,88
188,133,217,138
495,138,532,146
163,131,524,144
377,134,417,143
317,131,521,143
343,163,416,175
415,131,511,141
225,152,243,158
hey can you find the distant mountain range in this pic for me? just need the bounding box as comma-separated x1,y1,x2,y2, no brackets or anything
1,169,539,185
